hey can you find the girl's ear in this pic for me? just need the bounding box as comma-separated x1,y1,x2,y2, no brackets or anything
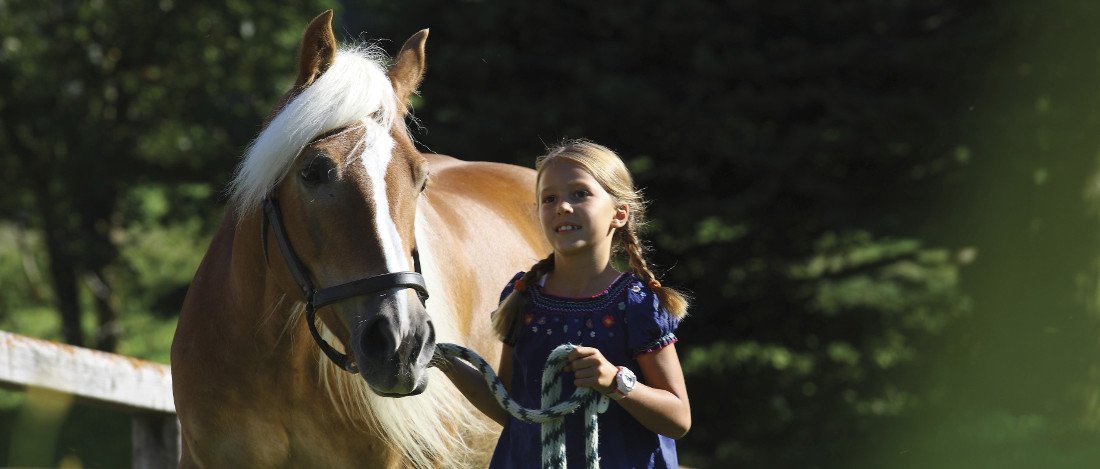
610,203,629,229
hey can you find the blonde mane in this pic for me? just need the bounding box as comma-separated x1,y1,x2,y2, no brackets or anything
274,303,486,469
228,45,397,217
316,334,491,469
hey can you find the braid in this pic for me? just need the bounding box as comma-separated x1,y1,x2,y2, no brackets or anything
622,226,656,284
621,224,689,319
492,253,555,341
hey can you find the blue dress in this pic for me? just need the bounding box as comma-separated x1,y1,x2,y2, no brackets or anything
488,272,681,469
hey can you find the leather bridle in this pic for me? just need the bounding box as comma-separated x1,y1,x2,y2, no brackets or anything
261,197,429,374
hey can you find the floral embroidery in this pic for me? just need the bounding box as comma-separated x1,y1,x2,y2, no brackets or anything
585,319,593,329
602,314,616,328
618,302,626,311
523,313,534,325
538,317,546,325
530,273,631,314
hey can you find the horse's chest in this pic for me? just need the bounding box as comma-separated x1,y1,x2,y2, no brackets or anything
187,403,395,468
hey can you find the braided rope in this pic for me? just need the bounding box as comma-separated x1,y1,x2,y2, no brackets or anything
434,342,609,469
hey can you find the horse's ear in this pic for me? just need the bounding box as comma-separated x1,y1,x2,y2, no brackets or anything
295,10,338,89
388,29,428,113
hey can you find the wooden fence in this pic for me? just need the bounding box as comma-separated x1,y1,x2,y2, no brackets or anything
0,330,178,468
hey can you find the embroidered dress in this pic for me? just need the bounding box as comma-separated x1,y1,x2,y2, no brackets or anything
489,272,681,469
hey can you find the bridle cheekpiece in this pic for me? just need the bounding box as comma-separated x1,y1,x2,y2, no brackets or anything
260,197,429,373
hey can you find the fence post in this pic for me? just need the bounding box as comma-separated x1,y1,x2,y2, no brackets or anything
132,413,180,469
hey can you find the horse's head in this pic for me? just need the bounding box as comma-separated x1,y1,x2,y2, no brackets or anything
229,11,435,396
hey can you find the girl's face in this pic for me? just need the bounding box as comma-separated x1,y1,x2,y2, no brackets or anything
537,159,628,259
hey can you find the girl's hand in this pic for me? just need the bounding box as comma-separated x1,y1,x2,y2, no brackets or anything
565,346,618,394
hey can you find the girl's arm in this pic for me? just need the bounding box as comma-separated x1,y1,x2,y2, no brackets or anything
567,345,691,439
439,344,515,427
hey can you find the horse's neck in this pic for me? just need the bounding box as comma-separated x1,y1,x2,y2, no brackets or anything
179,209,314,372
230,209,314,360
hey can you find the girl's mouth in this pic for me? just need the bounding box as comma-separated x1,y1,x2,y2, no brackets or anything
556,224,581,233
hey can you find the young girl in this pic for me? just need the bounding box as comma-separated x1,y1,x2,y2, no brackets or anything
441,140,691,468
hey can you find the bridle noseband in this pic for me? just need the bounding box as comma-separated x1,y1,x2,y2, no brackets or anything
261,197,429,374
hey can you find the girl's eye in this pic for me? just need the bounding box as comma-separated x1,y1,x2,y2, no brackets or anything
542,195,556,204
574,190,590,199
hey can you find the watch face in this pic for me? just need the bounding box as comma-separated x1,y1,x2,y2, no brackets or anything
618,367,637,392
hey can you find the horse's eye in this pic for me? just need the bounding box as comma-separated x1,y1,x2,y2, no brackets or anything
300,156,332,186
300,165,323,185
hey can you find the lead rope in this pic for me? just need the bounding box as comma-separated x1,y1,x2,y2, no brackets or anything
432,343,610,469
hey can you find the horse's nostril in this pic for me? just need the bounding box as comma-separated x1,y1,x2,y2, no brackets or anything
419,319,437,354
358,317,398,361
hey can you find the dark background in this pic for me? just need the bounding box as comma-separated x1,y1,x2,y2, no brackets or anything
1,0,1098,467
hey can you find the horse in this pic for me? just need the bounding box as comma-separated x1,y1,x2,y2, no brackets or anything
170,11,547,468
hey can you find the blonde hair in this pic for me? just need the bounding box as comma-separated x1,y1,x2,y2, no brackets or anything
492,140,689,340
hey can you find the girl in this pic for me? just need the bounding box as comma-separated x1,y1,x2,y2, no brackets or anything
441,140,691,468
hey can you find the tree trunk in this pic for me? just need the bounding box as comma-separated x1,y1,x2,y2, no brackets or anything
41,221,83,347
86,270,119,352
31,177,84,347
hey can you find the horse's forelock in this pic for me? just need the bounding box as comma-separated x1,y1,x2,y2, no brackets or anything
228,45,398,219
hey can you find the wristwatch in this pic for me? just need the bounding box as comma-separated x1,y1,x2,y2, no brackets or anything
609,366,637,400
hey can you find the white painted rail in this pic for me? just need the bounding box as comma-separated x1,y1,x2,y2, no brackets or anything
0,330,178,468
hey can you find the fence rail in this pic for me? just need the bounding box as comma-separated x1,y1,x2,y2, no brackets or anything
0,330,178,468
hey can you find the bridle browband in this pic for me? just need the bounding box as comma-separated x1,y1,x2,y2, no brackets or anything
261,197,429,374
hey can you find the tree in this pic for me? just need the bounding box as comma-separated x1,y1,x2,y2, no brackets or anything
0,0,332,349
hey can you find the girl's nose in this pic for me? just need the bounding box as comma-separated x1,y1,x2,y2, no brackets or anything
556,201,572,214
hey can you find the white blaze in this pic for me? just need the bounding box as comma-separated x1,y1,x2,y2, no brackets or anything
358,118,411,336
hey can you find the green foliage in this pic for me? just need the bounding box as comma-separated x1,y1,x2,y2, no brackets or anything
0,0,335,347
678,230,970,465
0,225,48,311
0,388,129,468
0,1,332,465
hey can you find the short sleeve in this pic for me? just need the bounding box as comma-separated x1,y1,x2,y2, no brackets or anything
497,272,525,345
625,279,681,357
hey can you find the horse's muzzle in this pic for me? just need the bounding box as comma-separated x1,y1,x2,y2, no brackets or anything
350,295,436,396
